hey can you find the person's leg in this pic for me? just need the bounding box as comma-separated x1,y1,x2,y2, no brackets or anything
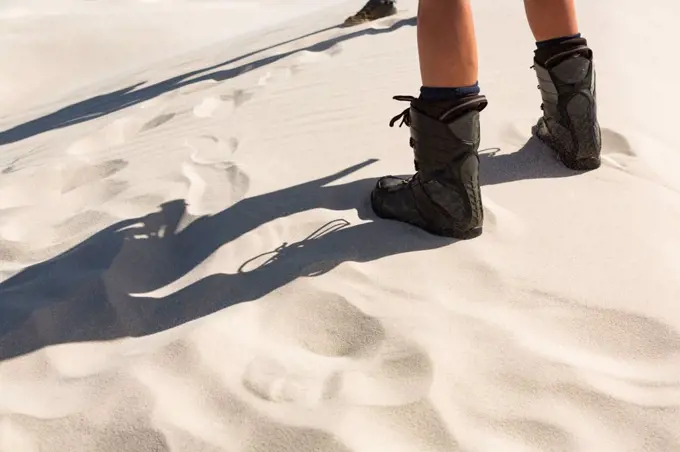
524,0,601,170
524,0,578,42
371,0,487,239
343,0,397,27
417,0,478,88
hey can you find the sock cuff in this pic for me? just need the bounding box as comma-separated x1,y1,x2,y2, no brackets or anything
534,35,589,66
536,33,582,48
419,82,480,101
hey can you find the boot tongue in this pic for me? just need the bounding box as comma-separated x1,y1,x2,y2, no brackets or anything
440,95,488,121
535,37,591,67
412,95,487,122
407,96,486,177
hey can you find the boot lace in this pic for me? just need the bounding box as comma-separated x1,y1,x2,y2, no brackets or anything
389,95,417,153
388,95,420,172
389,95,416,128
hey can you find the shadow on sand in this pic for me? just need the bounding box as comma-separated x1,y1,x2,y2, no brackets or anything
0,17,417,147
0,136,581,361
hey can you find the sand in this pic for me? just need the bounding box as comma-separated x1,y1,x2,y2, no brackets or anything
1,0,679,451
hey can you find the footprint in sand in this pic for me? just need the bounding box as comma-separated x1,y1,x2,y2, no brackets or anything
255,43,343,88
242,358,343,406
193,88,253,119
99,116,141,148
139,112,176,132
257,66,295,87
193,97,227,119
242,289,433,407
60,158,129,193
66,105,177,156
0,158,129,210
65,134,107,158
178,79,221,96
185,134,239,166
296,44,343,64
290,44,343,74
181,160,249,216
0,157,129,251
221,88,253,108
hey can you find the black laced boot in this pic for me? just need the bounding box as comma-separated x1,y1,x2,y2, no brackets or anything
371,95,488,239
343,0,397,27
533,39,601,170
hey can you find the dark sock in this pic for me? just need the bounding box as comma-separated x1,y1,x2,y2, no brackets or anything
534,34,588,66
419,82,480,101
415,83,482,120
536,33,581,49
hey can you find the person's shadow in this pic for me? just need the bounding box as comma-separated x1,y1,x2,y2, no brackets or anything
0,159,436,360
0,17,417,147
0,135,580,362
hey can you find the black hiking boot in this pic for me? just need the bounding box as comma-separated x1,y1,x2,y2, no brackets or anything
533,40,601,170
371,94,488,239
343,0,397,27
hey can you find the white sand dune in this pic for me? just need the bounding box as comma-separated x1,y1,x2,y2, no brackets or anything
1,0,680,451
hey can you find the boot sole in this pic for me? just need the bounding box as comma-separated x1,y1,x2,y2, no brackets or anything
342,7,398,27
560,155,601,171
532,126,601,171
371,193,483,240
562,94,602,171
378,213,483,240
435,225,483,240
